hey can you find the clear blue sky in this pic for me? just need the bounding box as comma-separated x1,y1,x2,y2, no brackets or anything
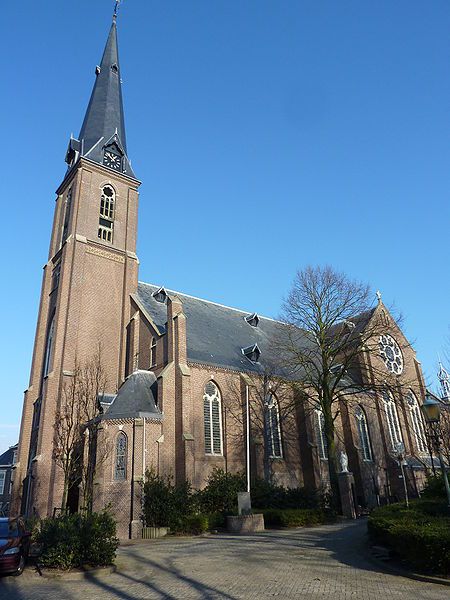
1,1,449,453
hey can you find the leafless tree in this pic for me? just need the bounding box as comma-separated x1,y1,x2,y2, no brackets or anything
225,368,298,484
278,265,414,510
53,346,109,511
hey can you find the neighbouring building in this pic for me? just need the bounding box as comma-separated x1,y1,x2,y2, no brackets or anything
0,444,18,516
12,12,434,538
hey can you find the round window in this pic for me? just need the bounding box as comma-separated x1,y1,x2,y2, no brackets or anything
379,335,403,374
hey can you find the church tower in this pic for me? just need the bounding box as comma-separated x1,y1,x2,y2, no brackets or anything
12,13,140,516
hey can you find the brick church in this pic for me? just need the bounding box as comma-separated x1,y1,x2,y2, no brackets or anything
12,13,433,539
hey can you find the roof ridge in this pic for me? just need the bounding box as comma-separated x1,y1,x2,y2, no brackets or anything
137,281,284,324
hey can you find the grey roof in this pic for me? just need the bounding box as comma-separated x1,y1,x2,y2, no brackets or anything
137,282,304,376
103,370,161,420
66,18,136,179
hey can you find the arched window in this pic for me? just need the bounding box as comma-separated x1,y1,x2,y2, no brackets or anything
43,314,55,376
98,185,115,243
114,432,127,480
382,391,403,451
315,409,328,460
150,337,157,368
407,391,427,453
203,381,223,455
355,406,373,461
265,393,282,458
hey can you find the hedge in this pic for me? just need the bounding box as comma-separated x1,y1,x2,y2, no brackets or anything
261,508,331,528
368,500,450,576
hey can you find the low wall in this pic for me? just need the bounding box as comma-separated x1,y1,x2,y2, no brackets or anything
227,514,265,534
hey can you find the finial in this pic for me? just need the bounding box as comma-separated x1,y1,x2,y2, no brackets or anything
376,290,382,303
113,0,121,22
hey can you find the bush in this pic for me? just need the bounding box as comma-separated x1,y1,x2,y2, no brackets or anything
368,500,450,576
421,474,447,500
143,469,192,530
179,514,209,535
36,510,119,570
196,469,246,515
251,479,319,510
262,508,330,528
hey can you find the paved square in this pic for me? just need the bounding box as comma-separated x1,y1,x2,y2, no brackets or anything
0,520,448,599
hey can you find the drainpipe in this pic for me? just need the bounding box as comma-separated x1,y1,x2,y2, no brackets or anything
246,384,250,494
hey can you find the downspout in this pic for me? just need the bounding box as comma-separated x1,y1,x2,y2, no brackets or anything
129,420,136,539
246,384,250,494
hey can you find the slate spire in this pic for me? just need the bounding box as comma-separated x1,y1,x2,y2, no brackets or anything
65,12,136,178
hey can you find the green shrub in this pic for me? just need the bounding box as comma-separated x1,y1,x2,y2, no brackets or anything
251,479,319,510
143,469,192,529
196,468,246,514
262,508,330,528
368,500,450,575
421,474,447,500
179,514,209,535
35,510,119,570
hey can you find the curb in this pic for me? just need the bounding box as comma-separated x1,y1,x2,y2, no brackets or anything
37,564,117,581
366,547,450,588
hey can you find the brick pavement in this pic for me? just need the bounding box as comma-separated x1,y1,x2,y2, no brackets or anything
0,520,448,600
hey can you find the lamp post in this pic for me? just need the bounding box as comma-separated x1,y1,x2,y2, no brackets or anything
395,442,409,508
420,391,450,508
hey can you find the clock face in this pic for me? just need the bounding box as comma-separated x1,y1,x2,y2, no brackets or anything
103,150,122,171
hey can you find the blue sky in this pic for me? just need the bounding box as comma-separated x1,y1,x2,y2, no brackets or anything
1,1,449,453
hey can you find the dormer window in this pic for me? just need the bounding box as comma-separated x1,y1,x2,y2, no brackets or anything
152,287,167,303
245,313,260,327
242,343,261,363
111,63,118,74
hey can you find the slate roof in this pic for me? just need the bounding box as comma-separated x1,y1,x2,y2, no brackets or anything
0,444,17,467
136,282,313,376
103,370,162,420
66,18,136,179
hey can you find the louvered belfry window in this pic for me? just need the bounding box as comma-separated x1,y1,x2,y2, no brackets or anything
98,185,115,243
203,381,223,455
265,393,282,458
114,432,127,480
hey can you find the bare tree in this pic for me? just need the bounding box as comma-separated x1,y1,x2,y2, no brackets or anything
53,346,109,512
278,265,413,510
225,369,298,484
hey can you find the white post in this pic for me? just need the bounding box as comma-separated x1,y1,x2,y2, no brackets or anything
246,384,250,494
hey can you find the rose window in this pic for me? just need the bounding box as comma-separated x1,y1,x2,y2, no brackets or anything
379,335,403,374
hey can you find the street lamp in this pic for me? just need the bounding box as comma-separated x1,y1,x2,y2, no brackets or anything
420,390,450,508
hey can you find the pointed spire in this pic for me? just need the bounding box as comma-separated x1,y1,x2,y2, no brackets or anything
65,11,136,178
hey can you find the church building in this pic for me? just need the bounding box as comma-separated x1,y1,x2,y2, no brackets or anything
12,13,433,539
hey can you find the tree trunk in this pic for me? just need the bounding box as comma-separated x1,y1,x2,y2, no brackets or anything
322,404,342,513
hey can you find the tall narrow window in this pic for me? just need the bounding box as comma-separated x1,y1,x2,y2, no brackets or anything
407,391,427,453
355,406,373,461
0,471,5,495
114,432,127,480
382,391,403,450
265,393,282,458
43,314,55,376
203,381,223,455
150,337,157,368
98,185,115,243
315,409,328,460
